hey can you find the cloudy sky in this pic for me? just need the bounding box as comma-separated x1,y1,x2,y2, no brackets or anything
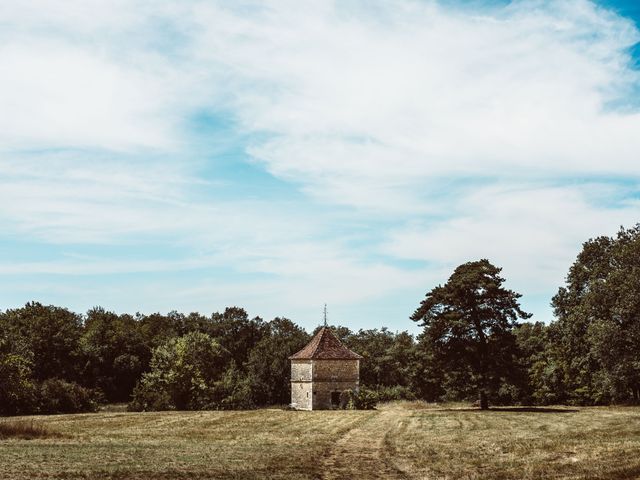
1,0,639,332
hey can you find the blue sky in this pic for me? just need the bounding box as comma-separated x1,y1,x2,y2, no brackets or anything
1,0,640,333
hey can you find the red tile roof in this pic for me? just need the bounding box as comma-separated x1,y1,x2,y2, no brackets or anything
289,327,363,360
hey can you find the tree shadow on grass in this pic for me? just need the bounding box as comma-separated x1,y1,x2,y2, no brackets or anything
438,407,579,414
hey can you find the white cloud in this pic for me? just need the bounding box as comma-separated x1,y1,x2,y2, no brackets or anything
0,42,180,151
3,0,639,189
0,1,208,152
185,0,640,210
1,0,639,327
383,183,640,294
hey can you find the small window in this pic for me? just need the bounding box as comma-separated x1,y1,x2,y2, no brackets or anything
306,392,309,398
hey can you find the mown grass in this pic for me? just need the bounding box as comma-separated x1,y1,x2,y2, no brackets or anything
384,403,640,480
0,409,371,480
1,403,640,479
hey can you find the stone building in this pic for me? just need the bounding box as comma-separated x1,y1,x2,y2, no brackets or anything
289,327,362,410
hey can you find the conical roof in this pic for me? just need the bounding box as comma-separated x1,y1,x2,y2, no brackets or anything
289,327,363,360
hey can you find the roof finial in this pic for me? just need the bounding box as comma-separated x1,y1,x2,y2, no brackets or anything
323,303,328,327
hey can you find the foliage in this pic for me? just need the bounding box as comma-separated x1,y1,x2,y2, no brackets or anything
81,308,147,402
407,335,445,402
245,317,309,405
0,333,37,415
207,307,268,369
38,379,99,414
128,378,175,412
0,304,102,415
208,362,255,410
138,312,182,350
411,259,531,409
372,385,416,402
345,388,378,410
549,225,640,405
345,328,416,388
129,332,230,411
0,302,82,382
512,321,556,405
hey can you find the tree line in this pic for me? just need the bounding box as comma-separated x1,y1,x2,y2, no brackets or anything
411,225,640,409
1,225,640,414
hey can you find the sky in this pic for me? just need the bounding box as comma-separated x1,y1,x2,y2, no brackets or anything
1,0,639,334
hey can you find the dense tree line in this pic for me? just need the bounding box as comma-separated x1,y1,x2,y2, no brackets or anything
0,302,421,414
0,305,314,414
408,225,640,408
2,225,640,414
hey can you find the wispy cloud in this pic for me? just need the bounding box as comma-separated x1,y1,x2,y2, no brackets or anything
383,183,640,290
1,0,639,329
199,0,640,202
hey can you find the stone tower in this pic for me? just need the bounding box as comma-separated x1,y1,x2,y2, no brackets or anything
289,327,362,410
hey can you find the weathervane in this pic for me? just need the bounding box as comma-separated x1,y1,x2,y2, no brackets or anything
323,303,328,327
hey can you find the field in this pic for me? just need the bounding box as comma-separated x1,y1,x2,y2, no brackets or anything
2,402,640,480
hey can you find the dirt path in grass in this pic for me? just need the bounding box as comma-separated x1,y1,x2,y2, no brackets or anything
320,407,412,480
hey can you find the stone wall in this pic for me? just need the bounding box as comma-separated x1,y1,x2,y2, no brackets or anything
291,360,312,382
312,359,359,410
291,380,312,410
291,360,313,410
312,359,359,382
291,359,360,410
313,381,359,410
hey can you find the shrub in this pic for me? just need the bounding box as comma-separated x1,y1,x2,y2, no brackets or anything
374,385,417,402
493,382,525,406
345,388,378,410
339,390,351,409
38,379,99,414
128,378,174,412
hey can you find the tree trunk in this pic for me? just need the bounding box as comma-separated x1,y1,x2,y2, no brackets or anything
473,315,489,411
479,389,488,410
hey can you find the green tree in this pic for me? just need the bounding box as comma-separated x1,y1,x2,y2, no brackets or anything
1,302,82,382
81,307,147,402
387,331,418,387
346,328,396,387
207,307,268,369
0,330,37,415
138,312,181,351
408,333,444,402
245,317,309,405
505,321,550,405
129,332,230,411
213,361,255,410
550,225,640,404
411,259,531,409
345,328,418,391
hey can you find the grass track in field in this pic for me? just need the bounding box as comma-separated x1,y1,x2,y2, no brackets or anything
2,403,640,479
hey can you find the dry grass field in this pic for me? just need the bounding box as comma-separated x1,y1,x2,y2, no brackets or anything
1,402,640,480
